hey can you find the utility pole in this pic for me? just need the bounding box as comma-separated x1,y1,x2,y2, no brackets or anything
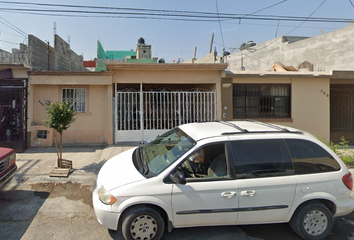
209,33,214,53
47,41,50,71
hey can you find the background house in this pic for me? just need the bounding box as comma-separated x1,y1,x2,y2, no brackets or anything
0,34,86,72
95,37,158,71
224,23,354,72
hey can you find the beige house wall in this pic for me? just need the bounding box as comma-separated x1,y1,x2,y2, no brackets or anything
230,77,330,141
11,68,28,78
29,73,113,147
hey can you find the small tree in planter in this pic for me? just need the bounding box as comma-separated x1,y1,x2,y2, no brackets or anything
44,101,77,168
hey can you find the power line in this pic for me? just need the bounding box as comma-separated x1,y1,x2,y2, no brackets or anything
0,29,24,37
0,16,27,36
222,21,337,30
248,0,288,16
252,0,328,52
0,7,353,23
0,2,352,23
0,19,26,37
215,0,225,48
285,0,327,36
0,39,20,44
349,0,354,8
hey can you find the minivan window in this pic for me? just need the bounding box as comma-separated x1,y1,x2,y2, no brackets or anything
230,139,294,179
177,142,231,181
285,139,341,174
138,128,195,176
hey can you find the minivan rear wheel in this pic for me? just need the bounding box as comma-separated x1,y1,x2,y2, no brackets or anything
289,202,333,240
122,206,165,240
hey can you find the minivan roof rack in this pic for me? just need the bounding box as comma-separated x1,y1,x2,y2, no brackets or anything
246,119,291,132
216,120,248,133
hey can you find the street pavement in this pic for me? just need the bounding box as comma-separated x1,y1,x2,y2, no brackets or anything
1,145,354,240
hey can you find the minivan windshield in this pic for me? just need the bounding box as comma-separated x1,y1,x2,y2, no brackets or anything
138,128,195,176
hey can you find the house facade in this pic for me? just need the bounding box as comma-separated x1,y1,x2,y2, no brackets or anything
28,63,227,146
25,63,354,148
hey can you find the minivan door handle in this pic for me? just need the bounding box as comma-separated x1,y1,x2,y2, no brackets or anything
241,190,256,197
221,191,236,198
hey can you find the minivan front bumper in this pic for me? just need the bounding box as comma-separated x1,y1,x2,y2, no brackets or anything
92,188,120,231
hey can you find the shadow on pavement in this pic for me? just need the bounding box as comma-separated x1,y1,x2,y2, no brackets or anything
0,189,49,240
81,160,106,175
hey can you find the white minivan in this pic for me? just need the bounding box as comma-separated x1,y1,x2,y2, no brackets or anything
93,120,354,240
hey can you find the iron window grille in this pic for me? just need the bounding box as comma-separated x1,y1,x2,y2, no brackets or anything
62,88,86,113
233,84,291,119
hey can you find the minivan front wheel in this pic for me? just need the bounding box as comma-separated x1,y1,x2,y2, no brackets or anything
122,206,165,240
289,202,333,240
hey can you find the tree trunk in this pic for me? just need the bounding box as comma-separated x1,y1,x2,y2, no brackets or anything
59,133,63,168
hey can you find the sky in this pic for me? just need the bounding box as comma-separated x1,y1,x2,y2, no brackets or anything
0,0,353,63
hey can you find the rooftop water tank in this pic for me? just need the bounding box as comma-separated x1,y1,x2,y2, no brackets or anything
138,37,145,44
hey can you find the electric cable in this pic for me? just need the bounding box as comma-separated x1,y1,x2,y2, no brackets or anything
215,0,225,49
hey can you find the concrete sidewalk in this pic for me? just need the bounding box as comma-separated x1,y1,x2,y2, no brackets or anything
7,145,136,188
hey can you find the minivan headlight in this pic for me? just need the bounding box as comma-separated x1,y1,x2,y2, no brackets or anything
97,187,116,205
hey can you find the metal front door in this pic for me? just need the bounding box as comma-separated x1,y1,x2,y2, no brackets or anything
114,87,217,143
330,84,354,142
0,80,28,152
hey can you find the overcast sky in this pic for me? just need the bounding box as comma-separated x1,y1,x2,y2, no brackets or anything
0,0,353,63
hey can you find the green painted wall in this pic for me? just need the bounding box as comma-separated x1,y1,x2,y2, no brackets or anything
106,51,136,60
95,62,107,71
97,41,107,59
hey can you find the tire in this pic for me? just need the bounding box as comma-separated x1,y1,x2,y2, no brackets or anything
289,202,333,240
121,206,165,240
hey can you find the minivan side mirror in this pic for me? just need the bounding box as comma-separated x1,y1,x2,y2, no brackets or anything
169,170,186,185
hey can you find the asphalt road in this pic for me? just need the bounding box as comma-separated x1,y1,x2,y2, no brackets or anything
1,182,354,240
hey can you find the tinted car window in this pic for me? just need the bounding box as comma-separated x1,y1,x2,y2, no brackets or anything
230,139,294,179
285,139,340,174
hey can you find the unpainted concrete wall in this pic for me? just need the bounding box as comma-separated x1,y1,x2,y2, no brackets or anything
0,34,85,71
226,24,354,72
0,49,28,65
28,34,55,71
54,35,85,71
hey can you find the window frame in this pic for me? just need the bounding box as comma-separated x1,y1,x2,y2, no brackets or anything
61,88,87,113
233,83,291,119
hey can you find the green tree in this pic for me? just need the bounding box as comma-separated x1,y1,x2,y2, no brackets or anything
43,101,77,168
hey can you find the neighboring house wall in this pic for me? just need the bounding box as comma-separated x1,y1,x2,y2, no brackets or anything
0,47,28,65
224,73,331,141
0,34,85,71
225,23,354,72
28,72,113,147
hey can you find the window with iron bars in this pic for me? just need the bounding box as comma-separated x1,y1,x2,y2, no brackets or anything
62,88,86,113
233,84,291,119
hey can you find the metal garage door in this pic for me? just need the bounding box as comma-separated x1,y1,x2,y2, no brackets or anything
113,86,217,143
